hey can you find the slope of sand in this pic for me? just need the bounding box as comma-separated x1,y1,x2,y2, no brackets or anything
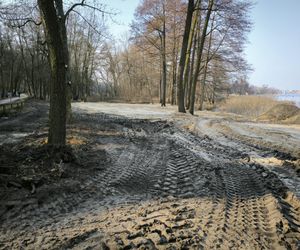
258,103,300,124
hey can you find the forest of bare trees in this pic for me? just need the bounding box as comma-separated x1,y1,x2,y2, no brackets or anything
0,1,109,99
2,2,300,249
0,0,254,101
0,0,254,145
128,0,253,113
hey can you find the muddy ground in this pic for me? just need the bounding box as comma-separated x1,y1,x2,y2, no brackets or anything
0,100,300,249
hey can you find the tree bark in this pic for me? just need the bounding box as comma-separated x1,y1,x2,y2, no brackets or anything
189,0,214,115
161,1,167,107
55,0,72,122
184,0,200,109
186,27,198,109
38,0,68,145
198,14,214,110
177,0,194,113
171,34,177,105
170,1,179,105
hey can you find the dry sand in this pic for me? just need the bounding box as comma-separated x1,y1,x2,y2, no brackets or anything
0,101,299,249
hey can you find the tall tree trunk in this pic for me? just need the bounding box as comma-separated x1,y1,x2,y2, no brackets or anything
18,38,33,96
0,57,4,98
38,0,68,145
55,0,72,122
177,0,194,113
184,1,200,109
198,14,214,110
183,0,199,92
171,38,177,105
0,45,4,98
170,2,178,106
31,55,36,97
159,65,162,104
189,0,214,115
186,27,198,109
161,1,167,107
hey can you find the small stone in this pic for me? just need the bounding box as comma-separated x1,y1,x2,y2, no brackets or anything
168,234,176,243
158,235,168,245
123,242,135,250
101,242,110,250
175,215,183,221
115,236,124,246
127,231,144,240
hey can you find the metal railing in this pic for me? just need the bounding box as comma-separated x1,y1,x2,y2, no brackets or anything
0,95,28,114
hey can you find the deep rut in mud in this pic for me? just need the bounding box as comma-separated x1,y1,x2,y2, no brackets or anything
0,108,300,249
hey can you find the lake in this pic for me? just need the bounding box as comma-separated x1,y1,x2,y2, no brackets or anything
276,93,300,107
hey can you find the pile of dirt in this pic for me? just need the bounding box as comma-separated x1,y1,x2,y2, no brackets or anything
281,111,300,124
258,103,300,123
0,143,77,190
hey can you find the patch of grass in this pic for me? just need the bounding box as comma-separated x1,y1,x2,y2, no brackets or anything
219,95,282,118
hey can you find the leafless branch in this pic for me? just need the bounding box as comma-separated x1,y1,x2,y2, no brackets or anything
64,0,86,18
71,10,110,40
7,18,42,28
65,1,116,20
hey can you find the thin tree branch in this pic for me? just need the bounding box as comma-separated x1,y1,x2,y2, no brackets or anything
8,18,42,28
64,0,85,19
72,10,110,39
64,1,115,20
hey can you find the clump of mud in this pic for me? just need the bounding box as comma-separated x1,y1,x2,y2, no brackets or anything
258,103,300,123
0,128,108,191
0,143,77,189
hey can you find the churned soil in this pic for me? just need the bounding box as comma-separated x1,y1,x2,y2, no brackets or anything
0,101,300,249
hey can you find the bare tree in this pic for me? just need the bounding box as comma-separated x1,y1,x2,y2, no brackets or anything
131,0,169,106
189,0,214,115
37,0,69,145
177,0,195,113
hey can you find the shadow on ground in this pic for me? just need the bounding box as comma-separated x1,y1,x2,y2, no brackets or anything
0,101,299,249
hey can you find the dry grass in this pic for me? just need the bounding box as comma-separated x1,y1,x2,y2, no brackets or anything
219,95,281,118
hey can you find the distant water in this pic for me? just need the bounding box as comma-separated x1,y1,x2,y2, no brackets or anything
276,93,300,108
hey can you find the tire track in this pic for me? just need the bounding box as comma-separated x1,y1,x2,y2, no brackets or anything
160,144,199,198
1,112,300,249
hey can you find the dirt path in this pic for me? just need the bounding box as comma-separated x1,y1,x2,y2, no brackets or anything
0,101,300,249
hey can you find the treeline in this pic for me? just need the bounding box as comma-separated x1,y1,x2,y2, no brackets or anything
0,18,50,99
0,2,108,100
0,0,253,145
1,0,253,111
229,78,281,95
109,0,253,114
